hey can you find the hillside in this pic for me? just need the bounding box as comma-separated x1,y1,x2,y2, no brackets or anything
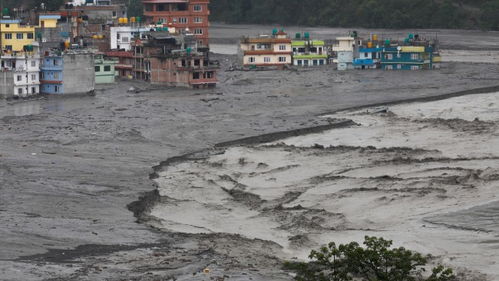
3,0,499,30
209,0,499,30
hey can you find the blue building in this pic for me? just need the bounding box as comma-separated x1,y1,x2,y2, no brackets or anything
40,55,64,94
353,47,383,69
381,46,433,70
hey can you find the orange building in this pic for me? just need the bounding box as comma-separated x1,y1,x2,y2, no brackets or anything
142,0,210,46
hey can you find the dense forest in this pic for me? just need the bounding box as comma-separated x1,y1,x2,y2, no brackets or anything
3,0,499,30
209,0,499,30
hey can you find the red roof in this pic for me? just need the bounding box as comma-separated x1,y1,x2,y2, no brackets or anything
105,51,133,58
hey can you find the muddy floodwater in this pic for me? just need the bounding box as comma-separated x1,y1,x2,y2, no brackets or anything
147,93,499,280
2,24,499,281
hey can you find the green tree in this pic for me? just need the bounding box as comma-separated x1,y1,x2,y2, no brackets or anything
284,236,457,281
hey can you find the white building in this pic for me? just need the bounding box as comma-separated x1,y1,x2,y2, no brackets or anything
110,26,150,51
0,44,41,98
332,36,359,71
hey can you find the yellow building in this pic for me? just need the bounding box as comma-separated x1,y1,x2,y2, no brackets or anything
38,15,60,28
1,20,36,52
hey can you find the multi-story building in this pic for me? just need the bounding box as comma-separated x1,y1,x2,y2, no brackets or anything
142,0,210,46
110,26,150,51
132,31,218,88
0,43,41,98
106,50,134,78
239,30,292,68
292,34,328,67
353,47,382,69
332,36,356,71
0,19,36,52
40,54,64,94
41,51,96,94
381,46,434,70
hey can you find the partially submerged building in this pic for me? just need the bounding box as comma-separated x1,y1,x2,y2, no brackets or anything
332,36,356,71
239,30,292,68
292,33,328,67
0,43,41,98
106,50,134,78
94,53,117,83
40,50,95,94
381,46,434,70
132,31,218,88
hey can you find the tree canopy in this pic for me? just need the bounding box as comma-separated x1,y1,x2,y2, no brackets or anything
284,236,456,281
209,0,499,30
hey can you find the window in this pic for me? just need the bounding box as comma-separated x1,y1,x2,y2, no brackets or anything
5,45,12,51
31,74,36,81
122,37,129,43
385,54,393,60
5,24,9,28
297,60,302,66
279,45,286,51
16,33,24,39
194,17,202,23
117,33,120,39
18,88,23,95
411,53,420,60
193,5,202,11
27,33,34,39
5,33,12,39
41,72,44,79
95,66,101,72
53,59,59,66
194,59,200,66
411,65,420,70
278,57,287,62
385,65,393,70
54,72,59,79
194,28,203,35
31,60,36,67
17,75,22,81
264,57,271,63
248,57,255,63
313,60,318,66
193,72,200,79
104,65,111,72
54,85,59,92
179,17,188,24
364,53,368,58
397,64,402,69
31,87,36,94
112,11,117,17
319,59,325,65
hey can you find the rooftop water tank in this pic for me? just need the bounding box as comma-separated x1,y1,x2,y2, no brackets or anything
295,32,301,39
304,32,310,39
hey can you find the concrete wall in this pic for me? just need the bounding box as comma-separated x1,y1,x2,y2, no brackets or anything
62,53,95,94
0,72,15,99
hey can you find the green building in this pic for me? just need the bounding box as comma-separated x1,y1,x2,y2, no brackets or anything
94,54,117,84
292,34,328,66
